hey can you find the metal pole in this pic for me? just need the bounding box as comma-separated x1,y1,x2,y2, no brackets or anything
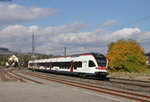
32,31,35,55
32,30,36,71
64,47,66,57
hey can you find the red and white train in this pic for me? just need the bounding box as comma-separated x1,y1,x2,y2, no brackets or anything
28,53,109,79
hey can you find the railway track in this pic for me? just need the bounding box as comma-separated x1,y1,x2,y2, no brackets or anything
17,69,150,102
5,69,44,84
28,69,150,92
0,69,20,82
110,77,150,83
109,77,150,88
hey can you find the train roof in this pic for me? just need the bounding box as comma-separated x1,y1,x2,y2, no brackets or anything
29,53,104,62
70,53,104,57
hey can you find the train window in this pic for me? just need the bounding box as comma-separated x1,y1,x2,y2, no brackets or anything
39,63,44,66
74,66,77,69
52,63,54,67
89,60,96,67
29,63,34,66
55,62,71,69
57,62,61,67
37,63,40,67
74,61,82,69
45,63,49,67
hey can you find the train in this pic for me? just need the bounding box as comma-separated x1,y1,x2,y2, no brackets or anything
28,53,109,79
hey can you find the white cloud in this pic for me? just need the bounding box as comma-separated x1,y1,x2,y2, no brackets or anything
0,23,150,55
101,20,118,26
112,28,141,37
0,22,88,54
111,28,141,41
0,3,58,25
110,28,150,52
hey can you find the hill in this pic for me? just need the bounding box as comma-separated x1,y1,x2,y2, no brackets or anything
145,53,150,56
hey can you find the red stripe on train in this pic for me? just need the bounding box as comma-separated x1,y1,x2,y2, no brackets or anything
98,66,106,70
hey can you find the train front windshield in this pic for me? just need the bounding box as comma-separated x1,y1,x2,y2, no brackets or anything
95,54,107,66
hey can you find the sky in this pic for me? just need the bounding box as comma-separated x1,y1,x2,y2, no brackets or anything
0,0,150,55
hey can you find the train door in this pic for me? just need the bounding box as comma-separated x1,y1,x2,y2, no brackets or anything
50,63,52,70
82,61,88,72
70,61,74,72
45,63,47,70
88,60,96,72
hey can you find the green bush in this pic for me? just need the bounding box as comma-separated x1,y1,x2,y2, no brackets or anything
112,54,146,72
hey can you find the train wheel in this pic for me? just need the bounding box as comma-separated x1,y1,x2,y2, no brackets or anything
79,73,87,78
98,75,108,80
82,73,87,79
79,73,82,78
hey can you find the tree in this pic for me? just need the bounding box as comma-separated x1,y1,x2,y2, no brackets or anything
22,55,31,67
37,54,54,59
106,40,147,72
107,42,115,52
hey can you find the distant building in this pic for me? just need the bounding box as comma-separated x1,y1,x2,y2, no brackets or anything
8,55,18,62
145,53,150,65
8,55,19,67
0,47,9,52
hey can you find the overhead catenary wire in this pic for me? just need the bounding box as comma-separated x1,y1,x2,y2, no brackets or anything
107,15,150,31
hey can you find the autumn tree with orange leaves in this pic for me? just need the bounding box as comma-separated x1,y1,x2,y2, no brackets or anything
106,40,147,72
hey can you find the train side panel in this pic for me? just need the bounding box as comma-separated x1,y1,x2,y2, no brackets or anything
28,53,108,79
